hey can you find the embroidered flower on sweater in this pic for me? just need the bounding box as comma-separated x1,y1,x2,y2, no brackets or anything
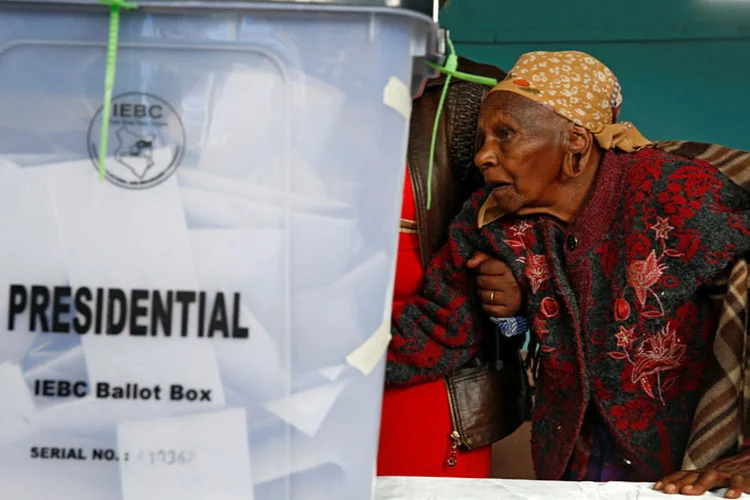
622,216,685,321
609,211,696,402
526,254,552,294
650,217,674,241
631,324,686,403
503,220,536,264
614,325,638,350
502,221,551,294
504,220,533,244
627,250,667,309
610,323,686,404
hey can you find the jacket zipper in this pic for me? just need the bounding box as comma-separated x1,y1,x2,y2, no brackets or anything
444,379,464,468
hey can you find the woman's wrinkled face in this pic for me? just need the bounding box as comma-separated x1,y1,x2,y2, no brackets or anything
475,91,568,215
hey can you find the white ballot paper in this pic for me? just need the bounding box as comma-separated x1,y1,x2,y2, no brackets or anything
118,409,253,500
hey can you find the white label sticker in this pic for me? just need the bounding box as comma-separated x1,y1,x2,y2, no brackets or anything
118,409,253,500
382,76,412,120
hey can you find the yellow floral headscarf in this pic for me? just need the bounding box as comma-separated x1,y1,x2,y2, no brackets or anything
489,51,652,152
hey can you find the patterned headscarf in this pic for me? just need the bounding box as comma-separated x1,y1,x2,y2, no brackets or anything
489,51,652,152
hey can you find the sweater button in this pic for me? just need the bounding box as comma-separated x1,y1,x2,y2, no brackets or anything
622,458,633,467
555,425,562,431
566,235,578,251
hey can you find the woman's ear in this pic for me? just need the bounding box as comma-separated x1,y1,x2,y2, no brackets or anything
561,124,595,179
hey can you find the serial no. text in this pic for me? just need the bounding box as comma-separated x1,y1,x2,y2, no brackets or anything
30,447,195,465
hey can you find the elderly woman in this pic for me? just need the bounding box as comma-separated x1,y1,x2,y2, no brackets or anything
387,51,750,497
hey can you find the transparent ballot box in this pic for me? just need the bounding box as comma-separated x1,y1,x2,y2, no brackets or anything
0,0,437,498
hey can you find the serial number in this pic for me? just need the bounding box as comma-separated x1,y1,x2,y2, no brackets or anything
131,449,195,466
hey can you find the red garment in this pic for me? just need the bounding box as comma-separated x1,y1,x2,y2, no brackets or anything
377,170,491,478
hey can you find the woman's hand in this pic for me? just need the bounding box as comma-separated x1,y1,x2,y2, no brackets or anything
467,251,524,317
654,451,750,498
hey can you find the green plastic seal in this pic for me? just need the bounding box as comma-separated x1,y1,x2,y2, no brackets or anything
96,0,139,180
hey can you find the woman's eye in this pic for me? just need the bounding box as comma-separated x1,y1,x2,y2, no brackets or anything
498,129,513,140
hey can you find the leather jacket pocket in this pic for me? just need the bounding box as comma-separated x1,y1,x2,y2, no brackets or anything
444,350,531,450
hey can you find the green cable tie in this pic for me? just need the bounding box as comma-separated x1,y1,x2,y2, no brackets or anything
97,0,138,180
426,62,499,88
425,36,498,210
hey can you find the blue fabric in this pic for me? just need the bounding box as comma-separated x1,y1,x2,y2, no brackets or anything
586,416,628,482
490,316,529,338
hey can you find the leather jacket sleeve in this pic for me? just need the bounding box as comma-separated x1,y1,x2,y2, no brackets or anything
408,57,506,263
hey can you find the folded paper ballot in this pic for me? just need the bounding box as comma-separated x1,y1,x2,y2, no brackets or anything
263,381,348,437
118,409,254,500
178,179,363,293
195,63,346,201
0,161,67,364
291,252,391,372
35,159,227,412
251,375,383,494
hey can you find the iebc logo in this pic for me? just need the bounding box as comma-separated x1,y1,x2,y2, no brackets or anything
87,93,186,189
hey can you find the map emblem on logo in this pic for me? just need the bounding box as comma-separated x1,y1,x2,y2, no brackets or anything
88,93,186,189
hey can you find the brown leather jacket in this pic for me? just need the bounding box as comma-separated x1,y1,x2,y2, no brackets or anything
406,57,530,450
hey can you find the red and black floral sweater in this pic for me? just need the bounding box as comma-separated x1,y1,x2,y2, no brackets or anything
387,147,750,480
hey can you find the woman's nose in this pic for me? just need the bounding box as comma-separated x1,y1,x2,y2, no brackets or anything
474,144,498,172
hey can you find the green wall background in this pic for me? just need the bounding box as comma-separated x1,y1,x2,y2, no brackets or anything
440,0,750,150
